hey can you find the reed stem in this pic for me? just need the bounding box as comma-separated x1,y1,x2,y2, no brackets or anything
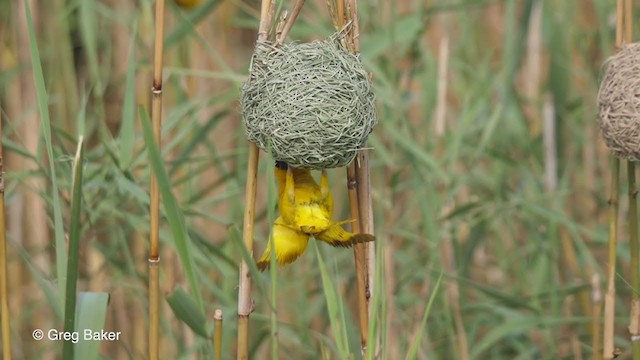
341,0,373,354
603,1,628,357
603,157,620,360
149,0,166,359
592,273,603,360
237,4,273,353
275,0,304,46
628,162,640,359
621,1,639,357
347,162,369,352
214,309,223,360
0,109,12,360
237,144,258,360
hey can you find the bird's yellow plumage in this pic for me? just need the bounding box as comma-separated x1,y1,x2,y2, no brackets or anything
275,162,334,234
256,161,375,271
256,217,309,271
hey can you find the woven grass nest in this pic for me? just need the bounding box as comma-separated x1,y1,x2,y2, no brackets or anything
240,38,377,169
598,42,640,160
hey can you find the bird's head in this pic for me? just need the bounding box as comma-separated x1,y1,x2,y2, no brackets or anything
275,161,288,170
274,161,288,187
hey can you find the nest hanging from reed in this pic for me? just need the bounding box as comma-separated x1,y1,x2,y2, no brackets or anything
598,42,640,160
240,38,377,169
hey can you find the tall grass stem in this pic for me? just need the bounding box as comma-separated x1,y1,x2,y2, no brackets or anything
593,274,603,360
628,162,640,358
237,1,275,358
603,157,620,359
214,309,223,360
0,109,12,360
61,137,85,359
149,0,166,358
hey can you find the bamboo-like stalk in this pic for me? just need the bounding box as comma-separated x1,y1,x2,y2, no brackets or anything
629,161,640,359
523,0,542,137
603,2,626,357
236,144,258,360
603,157,620,360
593,274,603,360
624,0,632,42
135,6,153,358
275,0,305,46
347,164,368,352
621,1,639,357
336,0,344,28
237,3,273,358
342,0,374,354
149,0,166,359
0,109,12,360
214,309,223,360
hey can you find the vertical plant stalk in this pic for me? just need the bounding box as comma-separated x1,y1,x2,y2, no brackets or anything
523,0,542,137
237,143,258,360
340,0,373,354
149,0,166,359
237,144,258,358
603,157,619,360
593,274,603,360
61,137,85,360
214,309,223,360
275,0,305,46
336,0,344,27
237,2,273,359
0,110,12,360
625,0,632,43
629,162,640,358
347,164,368,351
134,6,153,358
623,3,639,358
603,2,626,358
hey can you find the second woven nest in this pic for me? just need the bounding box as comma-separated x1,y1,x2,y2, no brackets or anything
241,39,377,169
598,42,640,160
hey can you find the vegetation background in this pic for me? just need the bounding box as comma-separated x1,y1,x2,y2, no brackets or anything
0,0,627,358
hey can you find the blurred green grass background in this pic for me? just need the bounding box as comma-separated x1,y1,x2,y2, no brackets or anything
0,0,626,358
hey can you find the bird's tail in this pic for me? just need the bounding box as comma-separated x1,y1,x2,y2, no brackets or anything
315,223,375,248
256,248,271,271
256,259,270,271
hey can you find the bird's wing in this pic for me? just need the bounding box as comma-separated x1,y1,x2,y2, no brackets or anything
257,217,310,271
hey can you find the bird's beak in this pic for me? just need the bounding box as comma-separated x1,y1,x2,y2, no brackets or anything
275,161,289,170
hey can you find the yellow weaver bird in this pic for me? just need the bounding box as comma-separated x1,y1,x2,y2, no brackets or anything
256,161,374,271
275,160,333,234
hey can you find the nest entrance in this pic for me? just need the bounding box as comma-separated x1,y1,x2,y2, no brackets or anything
241,38,377,169
598,42,640,160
